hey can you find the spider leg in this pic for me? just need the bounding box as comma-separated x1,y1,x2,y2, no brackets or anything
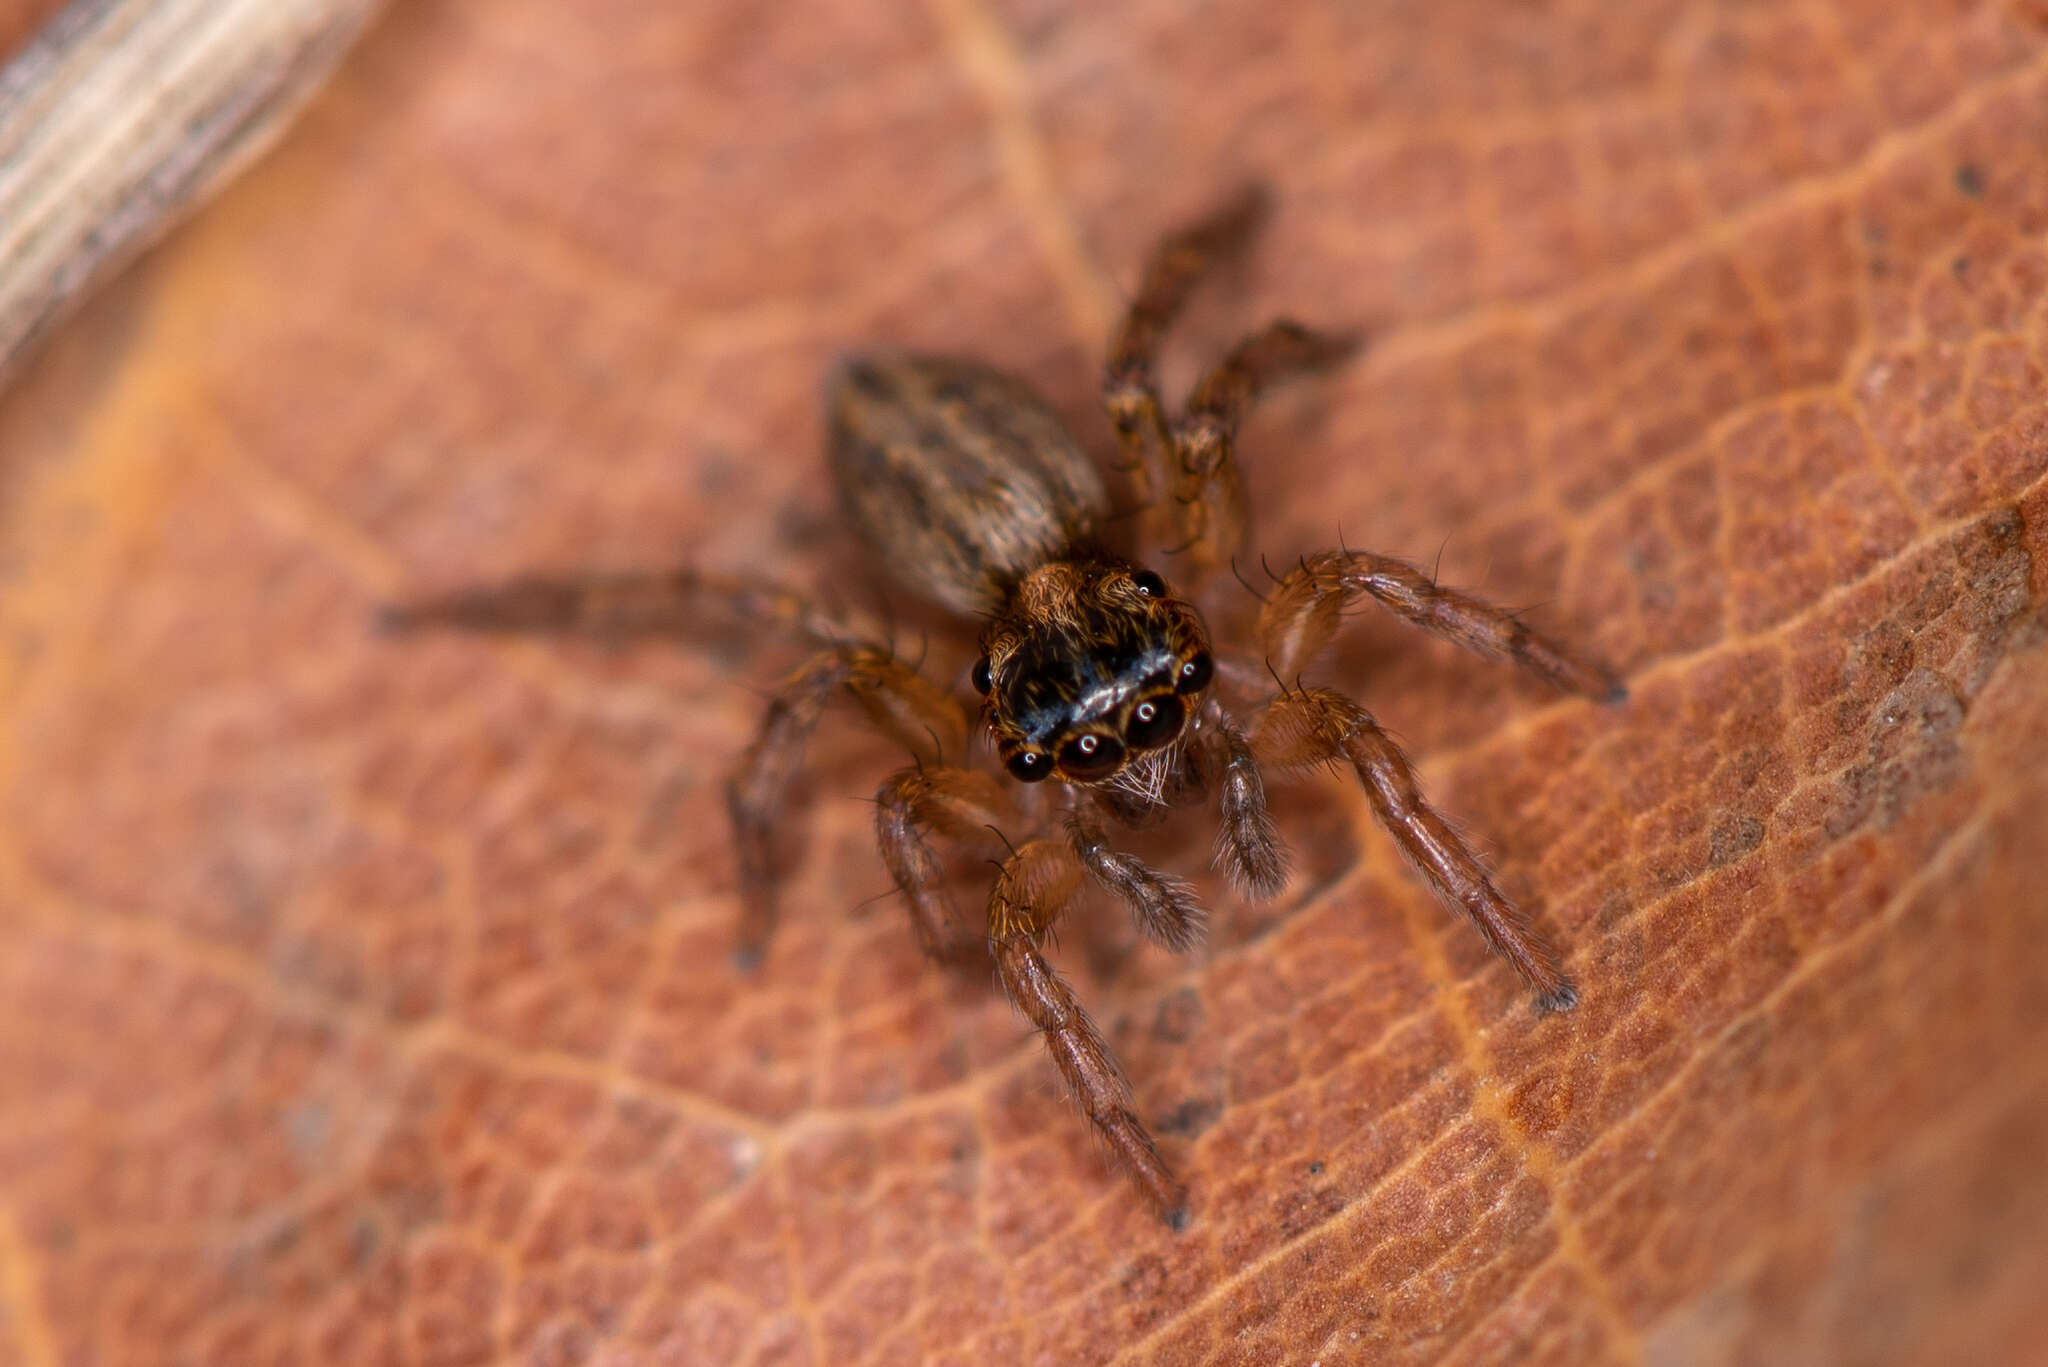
728,646,969,965
382,567,886,650
987,838,1188,1225
1103,184,1270,556
395,566,964,965
1207,714,1289,899
1166,320,1362,574
1257,548,1625,700
875,765,1013,960
1253,686,1577,1012
1064,802,1206,951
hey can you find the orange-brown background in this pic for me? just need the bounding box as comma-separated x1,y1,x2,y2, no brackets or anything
2,2,2046,1364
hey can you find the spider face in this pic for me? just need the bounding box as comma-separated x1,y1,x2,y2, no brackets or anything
974,556,1214,786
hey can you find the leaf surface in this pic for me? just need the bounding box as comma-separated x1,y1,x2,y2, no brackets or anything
2,3,2047,1364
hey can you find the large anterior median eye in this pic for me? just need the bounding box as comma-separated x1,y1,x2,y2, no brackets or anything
1125,694,1183,749
1058,732,1125,780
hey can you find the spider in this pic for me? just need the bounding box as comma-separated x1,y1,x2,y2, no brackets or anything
387,186,1624,1227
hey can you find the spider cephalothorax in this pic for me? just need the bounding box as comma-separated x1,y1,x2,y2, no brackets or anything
975,555,1214,787
390,185,1625,1227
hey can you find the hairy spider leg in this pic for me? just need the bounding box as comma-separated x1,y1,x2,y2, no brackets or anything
871,772,1215,1221
874,765,1014,960
726,647,967,963
1208,712,1288,899
986,837,1189,1225
381,567,887,649
1168,320,1363,572
388,571,967,966
1103,183,1271,558
1257,548,1627,701
1245,547,1625,1009
1253,687,1578,1012
1094,703,1289,901
1063,803,1205,951
877,766,1210,958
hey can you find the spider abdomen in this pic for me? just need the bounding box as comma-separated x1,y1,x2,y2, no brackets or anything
827,353,1106,616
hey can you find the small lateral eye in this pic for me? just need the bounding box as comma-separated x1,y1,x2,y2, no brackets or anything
1176,651,1214,694
1132,570,1167,597
1006,749,1052,783
1058,732,1126,780
971,656,992,694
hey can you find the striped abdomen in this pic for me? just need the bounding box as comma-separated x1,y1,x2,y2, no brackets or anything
826,354,1107,616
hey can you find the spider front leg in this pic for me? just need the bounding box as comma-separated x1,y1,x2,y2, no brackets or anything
1253,686,1577,1011
1202,708,1290,900
874,764,1013,960
727,645,968,965
987,837,1189,1225
1065,801,1205,951
876,765,1205,961
1258,548,1625,701
1075,709,1288,906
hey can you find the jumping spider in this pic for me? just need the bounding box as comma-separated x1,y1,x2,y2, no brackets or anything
389,186,1624,1226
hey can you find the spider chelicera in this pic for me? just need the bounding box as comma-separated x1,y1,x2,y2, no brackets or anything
389,186,1625,1226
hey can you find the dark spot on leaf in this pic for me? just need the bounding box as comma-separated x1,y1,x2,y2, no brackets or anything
1826,670,1966,838
1158,1095,1222,1137
1120,1253,1170,1294
1150,987,1204,1043
1709,814,1767,867
1510,1070,1576,1138
695,448,737,495
351,1215,380,1268
1825,507,2034,840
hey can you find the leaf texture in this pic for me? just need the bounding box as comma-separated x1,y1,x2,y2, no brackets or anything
2,2,2047,1364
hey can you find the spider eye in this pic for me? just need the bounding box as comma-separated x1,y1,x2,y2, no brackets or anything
1132,570,1167,597
1058,732,1126,781
1005,749,1052,783
1125,694,1184,749
1176,651,1214,694
971,656,992,694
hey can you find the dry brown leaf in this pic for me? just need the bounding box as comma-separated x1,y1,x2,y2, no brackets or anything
3,3,2047,1364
